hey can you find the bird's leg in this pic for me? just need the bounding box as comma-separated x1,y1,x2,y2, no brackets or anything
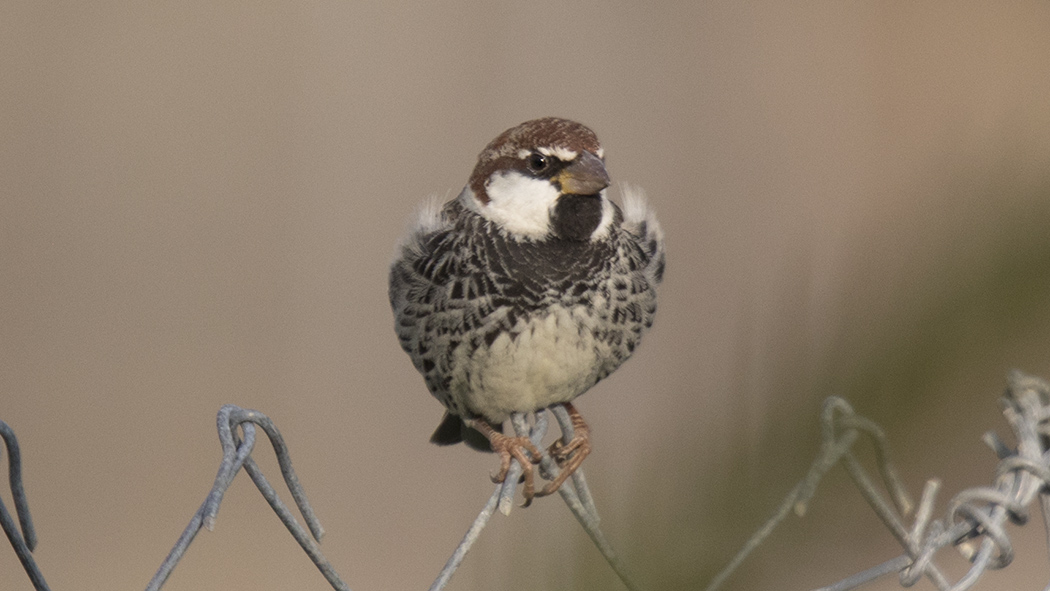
537,402,591,497
465,417,543,505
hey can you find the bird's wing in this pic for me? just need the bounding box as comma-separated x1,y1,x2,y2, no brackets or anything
388,198,463,359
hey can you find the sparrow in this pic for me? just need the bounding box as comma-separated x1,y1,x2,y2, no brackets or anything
389,117,664,504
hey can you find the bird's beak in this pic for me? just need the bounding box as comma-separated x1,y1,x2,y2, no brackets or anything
556,151,610,196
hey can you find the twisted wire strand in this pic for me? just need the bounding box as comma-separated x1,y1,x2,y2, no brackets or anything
12,373,1046,591
817,371,1050,591
711,372,1050,591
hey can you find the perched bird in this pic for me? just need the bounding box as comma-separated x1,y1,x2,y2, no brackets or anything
389,117,664,503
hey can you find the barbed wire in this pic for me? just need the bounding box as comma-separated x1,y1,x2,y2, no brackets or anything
7,372,1049,590
708,369,1050,591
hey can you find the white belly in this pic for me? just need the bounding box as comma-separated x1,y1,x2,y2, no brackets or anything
449,305,600,422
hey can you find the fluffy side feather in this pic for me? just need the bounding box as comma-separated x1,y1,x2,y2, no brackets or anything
391,194,448,261
619,183,666,284
413,194,447,234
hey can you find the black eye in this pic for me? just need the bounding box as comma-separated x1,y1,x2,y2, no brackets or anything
526,152,549,173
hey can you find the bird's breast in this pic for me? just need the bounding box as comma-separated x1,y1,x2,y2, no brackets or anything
449,304,603,423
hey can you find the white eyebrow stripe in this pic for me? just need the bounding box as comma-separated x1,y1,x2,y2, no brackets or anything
537,146,579,161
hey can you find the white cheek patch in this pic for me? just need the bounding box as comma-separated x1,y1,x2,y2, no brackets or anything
483,171,559,239
589,191,616,241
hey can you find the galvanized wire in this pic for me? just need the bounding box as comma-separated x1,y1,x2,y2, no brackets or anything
429,413,548,591
540,405,642,590
146,404,349,591
704,396,919,591
0,419,48,591
431,404,642,591
4,402,637,591
710,370,1050,591
12,373,1047,591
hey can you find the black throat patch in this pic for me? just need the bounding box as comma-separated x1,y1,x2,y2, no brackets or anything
551,194,603,241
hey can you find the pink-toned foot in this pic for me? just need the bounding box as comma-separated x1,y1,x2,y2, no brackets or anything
536,402,591,498
467,419,543,505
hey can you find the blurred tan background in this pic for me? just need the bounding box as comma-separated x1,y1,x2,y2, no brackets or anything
4,1,1050,590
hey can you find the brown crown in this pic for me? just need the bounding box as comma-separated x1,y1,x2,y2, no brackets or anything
468,117,602,204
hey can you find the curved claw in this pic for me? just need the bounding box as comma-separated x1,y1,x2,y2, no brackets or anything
489,435,540,479
466,418,542,505
492,434,541,504
536,403,592,497
537,432,591,497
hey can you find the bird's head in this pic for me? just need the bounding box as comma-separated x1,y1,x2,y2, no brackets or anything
459,117,615,242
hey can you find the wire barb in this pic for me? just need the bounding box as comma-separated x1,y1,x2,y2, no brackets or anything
145,404,348,591
710,371,1050,591
1,420,49,591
